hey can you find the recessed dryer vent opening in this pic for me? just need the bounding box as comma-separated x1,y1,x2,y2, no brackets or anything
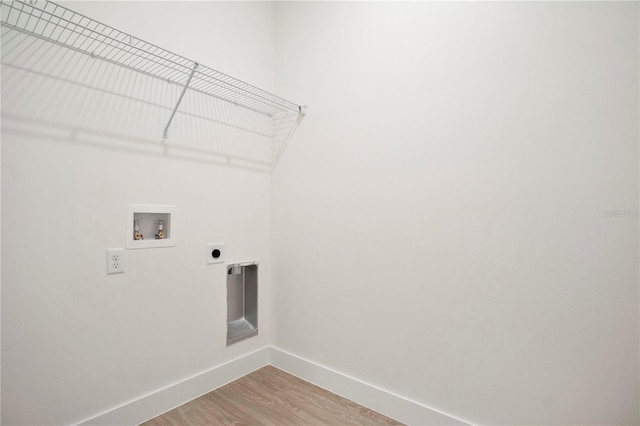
227,262,258,345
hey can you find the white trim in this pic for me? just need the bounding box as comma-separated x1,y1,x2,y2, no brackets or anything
76,346,270,426
269,347,472,426
75,346,471,426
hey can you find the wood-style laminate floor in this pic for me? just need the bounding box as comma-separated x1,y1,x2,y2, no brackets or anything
141,365,404,426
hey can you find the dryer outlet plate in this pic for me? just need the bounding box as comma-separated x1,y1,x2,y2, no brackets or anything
206,243,225,264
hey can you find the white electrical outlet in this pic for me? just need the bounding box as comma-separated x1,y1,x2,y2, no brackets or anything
107,248,126,274
206,243,224,264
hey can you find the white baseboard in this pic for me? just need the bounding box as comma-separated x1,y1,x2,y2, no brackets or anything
77,346,270,426
269,347,471,426
76,346,470,426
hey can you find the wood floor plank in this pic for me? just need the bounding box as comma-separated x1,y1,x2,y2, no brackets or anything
141,365,404,426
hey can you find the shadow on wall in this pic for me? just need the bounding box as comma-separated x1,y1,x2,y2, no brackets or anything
1,19,302,173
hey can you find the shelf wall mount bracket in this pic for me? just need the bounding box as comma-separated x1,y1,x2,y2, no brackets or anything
163,61,199,139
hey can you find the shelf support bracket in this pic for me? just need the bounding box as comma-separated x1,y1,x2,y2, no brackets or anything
163,61,199,139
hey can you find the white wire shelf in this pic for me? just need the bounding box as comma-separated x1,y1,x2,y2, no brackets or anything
0,0,305,169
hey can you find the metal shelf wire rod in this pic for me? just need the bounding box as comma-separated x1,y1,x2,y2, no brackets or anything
1,0,303,116
1,0,306,169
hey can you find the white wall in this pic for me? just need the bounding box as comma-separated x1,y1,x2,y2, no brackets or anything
3,2,639,425
273,2,639,425
2,2,276,424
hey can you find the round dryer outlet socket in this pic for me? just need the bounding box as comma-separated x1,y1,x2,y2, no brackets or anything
206,243,224,264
